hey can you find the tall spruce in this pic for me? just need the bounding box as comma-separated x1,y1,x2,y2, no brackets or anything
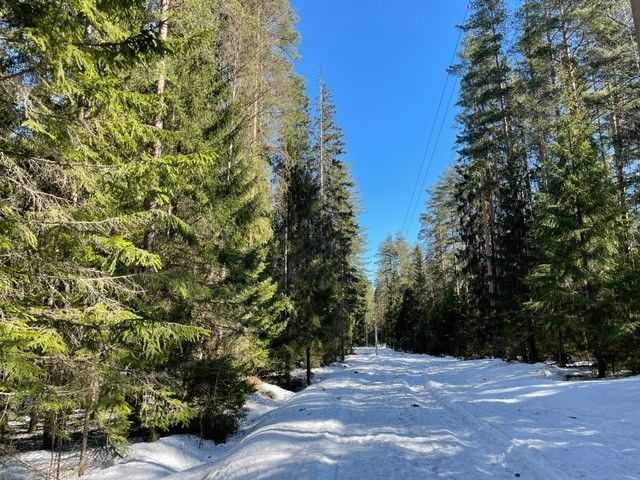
0,0,208,466
269,74,323,386
313,81,364,363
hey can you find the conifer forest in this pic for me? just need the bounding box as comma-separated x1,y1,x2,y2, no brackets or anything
375,0,640,378
1,0,640,479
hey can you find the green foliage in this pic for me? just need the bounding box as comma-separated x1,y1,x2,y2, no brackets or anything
182,356,251,443
268,74,367,379
375,0,640,376
0,0,327,464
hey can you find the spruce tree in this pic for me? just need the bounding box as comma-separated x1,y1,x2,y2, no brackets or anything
269,73,324,385
0,0,207,462
313,81,364,363
528,97,621,377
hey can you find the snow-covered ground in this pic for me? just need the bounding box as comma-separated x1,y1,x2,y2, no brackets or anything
170,347,639,480
79,381,295,480
5,348,640,479
0,382,294,480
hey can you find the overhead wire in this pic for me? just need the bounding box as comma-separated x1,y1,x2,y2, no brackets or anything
400,0,470,237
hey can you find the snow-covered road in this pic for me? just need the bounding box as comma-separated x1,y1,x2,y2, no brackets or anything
164,347,639,480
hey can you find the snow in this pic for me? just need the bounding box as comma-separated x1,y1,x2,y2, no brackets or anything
0,381,295,480
79,382,295,480
79,435,220,480
5,348,640,479
242,381,295,432
167,347,640,480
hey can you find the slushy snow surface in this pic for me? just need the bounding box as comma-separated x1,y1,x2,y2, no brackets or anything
98,348,638,479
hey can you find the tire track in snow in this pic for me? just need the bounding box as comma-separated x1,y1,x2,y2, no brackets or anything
310,377,354,480
160,349,640,480
424,376,566,480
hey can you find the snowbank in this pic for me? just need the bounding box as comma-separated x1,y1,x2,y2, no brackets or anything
81,435,220,480
242,382,295,432
80,382,295,480
0,381,295,480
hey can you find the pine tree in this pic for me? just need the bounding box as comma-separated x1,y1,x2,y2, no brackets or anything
418,168,467,355
453,0,534,358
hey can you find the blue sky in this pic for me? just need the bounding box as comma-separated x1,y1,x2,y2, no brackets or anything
290,0,469,278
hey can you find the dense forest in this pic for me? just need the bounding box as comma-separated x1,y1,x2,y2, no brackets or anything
0,0,368,473
375,0,640,378
2,0,640,477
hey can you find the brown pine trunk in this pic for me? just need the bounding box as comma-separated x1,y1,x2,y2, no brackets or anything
319,81,325,200
609,95,631,253
481,187,497,355
340,299,346,363
610,97,625,205
559,2,579,99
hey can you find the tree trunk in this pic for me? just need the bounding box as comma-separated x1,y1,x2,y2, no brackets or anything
42,412,55,450
144,0,169,253
28,410,38,434
526,317,539,364
596,349,607,378
340,297,346,363
319,80,325,200
77,406,91,476
558,328,567,368
285,359,291,388
305,344,312,386
374,316,378,355
481,187,498,356
610,95,631,253
631,0,640,56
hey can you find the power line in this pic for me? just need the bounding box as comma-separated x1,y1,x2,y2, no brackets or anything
406,77,459,236
399,73,451,234
400,0,470,237
402,75,450,236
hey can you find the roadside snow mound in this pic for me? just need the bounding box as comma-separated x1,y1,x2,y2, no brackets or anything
82,435,220,480
0,381,294,480
80,381,294,480
242,382,295,431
